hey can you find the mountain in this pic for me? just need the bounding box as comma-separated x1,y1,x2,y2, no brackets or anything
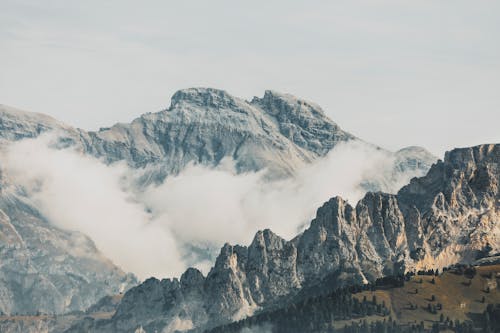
64,144,498,333
0,162,137,315
78,88,355,178
0,88,436,318
2,88,355,180
1,88,435,184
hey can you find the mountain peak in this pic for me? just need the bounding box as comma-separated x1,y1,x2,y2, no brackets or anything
396,146,434,156
0,104,72,141
444,144,499,168
169,87,241,110
251,90,326,118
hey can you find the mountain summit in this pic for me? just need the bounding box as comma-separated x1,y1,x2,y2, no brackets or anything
80,87,356,179
2,88,435,180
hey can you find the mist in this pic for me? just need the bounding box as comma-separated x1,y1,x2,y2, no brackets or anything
239,325,273,333
143,141,411,249
2,134,185,279
2,134,427,280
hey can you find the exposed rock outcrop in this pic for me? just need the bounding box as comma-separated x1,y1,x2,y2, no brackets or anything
69,144,497,333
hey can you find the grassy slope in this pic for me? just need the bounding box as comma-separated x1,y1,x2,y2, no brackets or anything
1,266,499,331
339,264,500,329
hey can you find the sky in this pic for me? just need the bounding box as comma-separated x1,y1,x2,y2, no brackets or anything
1,0,499,157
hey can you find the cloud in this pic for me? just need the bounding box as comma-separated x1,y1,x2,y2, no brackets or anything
2,133,185,279
143,141,416,248
2,135,427,280
239,324,273,333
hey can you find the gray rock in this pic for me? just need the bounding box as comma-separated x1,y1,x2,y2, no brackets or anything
0,88,437,326
1,88,433,185
75,144,497,333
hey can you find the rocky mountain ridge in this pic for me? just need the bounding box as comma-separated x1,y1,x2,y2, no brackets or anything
0,88,436,319
1,88,435,184
66,144,498,333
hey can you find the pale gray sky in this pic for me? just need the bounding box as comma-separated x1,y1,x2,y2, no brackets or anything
1,0,499,156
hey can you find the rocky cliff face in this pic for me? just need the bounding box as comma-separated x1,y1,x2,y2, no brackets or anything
397,144,499,267
72,144,497,333
75,88,357,182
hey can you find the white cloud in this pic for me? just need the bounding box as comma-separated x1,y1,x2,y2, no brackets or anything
2,133,185,280
143,141,413,248
2,135,427,280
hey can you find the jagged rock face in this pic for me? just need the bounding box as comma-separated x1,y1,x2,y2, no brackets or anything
88,273,206,333
86,144,498,333
70,232,302,333
1,88,433,184
292,193,409,288
2,88,355,180
296,197,362,285
251,91,351,155
78,88,355,181
246,230,301,303
355,193,409,279
398,144,499,267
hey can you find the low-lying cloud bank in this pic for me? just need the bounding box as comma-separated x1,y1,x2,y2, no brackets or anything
2,134,429,280
3,134,184,278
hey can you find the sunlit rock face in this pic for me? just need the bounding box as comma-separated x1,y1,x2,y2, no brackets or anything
72,144,497,333
398,144,499,268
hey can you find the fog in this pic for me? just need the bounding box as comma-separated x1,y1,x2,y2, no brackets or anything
2,134,427,279
3,134,185,278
